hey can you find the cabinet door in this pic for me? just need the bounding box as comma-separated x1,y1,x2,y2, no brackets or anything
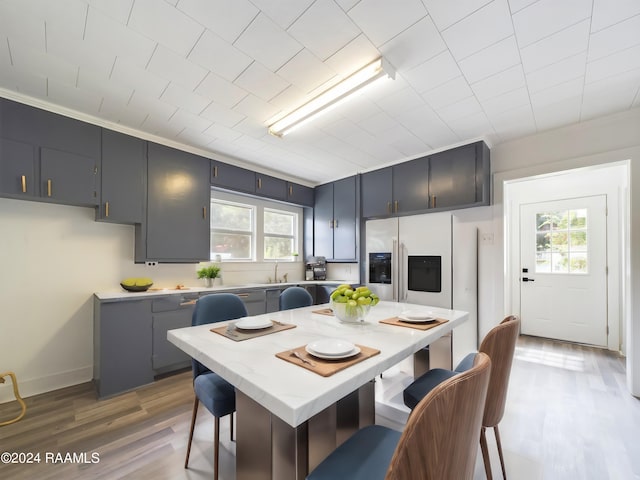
428,144,477,209
392,157,428,214
211,160,255,193
40,147,99,206
361,167,392,218
98,129,146,223
36,108,101,159
333,176,357,261
146,143,210,262
152,309,193,371
313,182,334,259
0,138,37,197
286,182,314,207
256,173,287,200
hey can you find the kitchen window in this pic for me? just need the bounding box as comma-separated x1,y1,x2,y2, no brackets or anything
210,191,301,262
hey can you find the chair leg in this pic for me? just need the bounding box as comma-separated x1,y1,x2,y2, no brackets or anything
480,426,493,480
214,416,220,480
494,425,507,479
230,412,234,441
185,396,200,469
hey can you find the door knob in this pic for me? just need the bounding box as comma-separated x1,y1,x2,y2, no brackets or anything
522,277,535,282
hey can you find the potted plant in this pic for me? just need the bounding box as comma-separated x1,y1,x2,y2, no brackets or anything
197,264,221,287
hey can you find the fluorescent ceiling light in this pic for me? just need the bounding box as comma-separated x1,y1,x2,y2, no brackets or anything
268,57,395,137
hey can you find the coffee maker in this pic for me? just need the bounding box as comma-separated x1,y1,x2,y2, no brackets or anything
305,256,327,281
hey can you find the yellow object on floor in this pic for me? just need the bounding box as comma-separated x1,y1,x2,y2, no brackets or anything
0,371,27,426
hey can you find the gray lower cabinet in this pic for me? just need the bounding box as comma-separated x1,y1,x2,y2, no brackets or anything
235,289,267,315
140,143,211,262
151,294,198,372
97,129,146,224
266,288,283,313
94,299,153,398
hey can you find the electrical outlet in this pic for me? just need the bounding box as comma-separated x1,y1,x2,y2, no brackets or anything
146,261,158,267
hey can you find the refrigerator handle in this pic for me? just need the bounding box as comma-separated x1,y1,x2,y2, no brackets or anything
392,239,398,301
399,242,406,301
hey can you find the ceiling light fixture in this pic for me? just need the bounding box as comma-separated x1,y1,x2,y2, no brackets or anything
268,57,395,137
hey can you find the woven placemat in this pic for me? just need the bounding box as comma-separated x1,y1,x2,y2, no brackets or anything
211,320,296,341
276,344,380,377
312,308,334,316
379,316,449,331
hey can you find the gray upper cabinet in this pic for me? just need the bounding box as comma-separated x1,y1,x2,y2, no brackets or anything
97,129,146,224
211,160,255,194
256,173,287,200
0,138,37,198
361,167,392,218
40,147,99,206
314,176,357,261
392,157,429,214
286,182,314,207
142,143,211,262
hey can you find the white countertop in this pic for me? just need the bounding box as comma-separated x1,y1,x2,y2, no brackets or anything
167,301,468,427
94,280,351,301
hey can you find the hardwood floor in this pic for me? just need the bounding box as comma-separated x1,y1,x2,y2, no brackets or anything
1,336,638,480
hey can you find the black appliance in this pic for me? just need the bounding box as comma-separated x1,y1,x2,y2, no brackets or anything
369,252,392,284
407,255,442,292
306,256,327,280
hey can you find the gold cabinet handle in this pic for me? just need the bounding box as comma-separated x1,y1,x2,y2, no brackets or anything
334,219,338,228
387,202,391,214
431,195,437,208
105,201,110,217
203,206,207,219
47,179,52,197
330,220,334,228
289,185,293,196
213,165,218,178
258,177,262,189
21,175,26,193
394,200,398,213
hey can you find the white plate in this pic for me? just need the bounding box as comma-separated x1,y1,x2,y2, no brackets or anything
235,317,273,330
307,338,356,356
398,314,437,323
400,310,436,321
306,345,361,360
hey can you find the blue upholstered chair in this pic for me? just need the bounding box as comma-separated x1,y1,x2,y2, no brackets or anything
184,293,247,480
404,315,520,480
279,286,313,310
307,353,492,480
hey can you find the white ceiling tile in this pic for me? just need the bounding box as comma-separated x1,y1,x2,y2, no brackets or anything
99,99,149,127
288,1,360,60
525,53,586,93
347,0,427,47
404,51,462,93
23,0,87,39
128,0,203,56
423,0,493,30
195,72,248,108
340,95,383,123
203,123,243,142
177,0,259,44
232,117,268,137
200,101,246,128
471,64,526,101
446,110,496,139
110,57,169,98
373,85,426,117
438,96,483,123
147,45,208,91
387,127,429,158
585,44,640,84
357,111,397,135
588,14,640,62
9,42,78,86
77,68,133,104
160,82,210,114
0,65,47,98
47,31,115,78
234,62,290,101
178,126,217,147
128,91,177,121
188,30,252,82
532,95,582,131
581,68,640,119
249,0,314,29
141,115,183,138
422,76,474,109
396,104,456,142
233,94,281,123
591,0,640,32
512,0,592,48
507,0,538,14
379,16,446,71
324,34,380,77
0,2,45,50
86,0,133,24
276,49,337,95
481,86,531,116
47,79,102,114
168,108,212,131
520,19,590,73
530,77,584,109
441,0,513,60
335,0,361,11
458,36,520,84
487,103,536,140
234,13,303,71
85,7,156,68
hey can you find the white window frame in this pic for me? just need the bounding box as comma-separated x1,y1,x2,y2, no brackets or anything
263,207,298,261
210,198,256,261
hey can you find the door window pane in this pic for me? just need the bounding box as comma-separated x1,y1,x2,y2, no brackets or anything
534,209,588,275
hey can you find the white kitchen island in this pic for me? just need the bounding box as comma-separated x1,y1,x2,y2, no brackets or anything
168,301,468,480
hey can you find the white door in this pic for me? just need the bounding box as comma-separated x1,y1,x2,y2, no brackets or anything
520,196,608,346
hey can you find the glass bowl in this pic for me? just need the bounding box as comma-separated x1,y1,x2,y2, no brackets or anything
331,300,372,323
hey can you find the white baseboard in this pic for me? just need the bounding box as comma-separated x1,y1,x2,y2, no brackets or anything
0,366,93,404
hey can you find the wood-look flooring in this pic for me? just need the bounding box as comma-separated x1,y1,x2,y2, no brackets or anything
1,336,638,480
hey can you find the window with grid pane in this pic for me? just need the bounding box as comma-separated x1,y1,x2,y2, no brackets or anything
264,209,296,260
535,209,588,274
211,200,255,260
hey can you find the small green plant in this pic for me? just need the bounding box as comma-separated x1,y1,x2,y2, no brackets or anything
197,264,221,279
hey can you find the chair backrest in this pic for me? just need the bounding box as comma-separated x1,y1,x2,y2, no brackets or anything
191,293,248,378
385,352,491,480
478,314,521,428
279,286,313,310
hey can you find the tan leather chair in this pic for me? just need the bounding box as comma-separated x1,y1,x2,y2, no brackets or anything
404,315,520,479
307,352,491,480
